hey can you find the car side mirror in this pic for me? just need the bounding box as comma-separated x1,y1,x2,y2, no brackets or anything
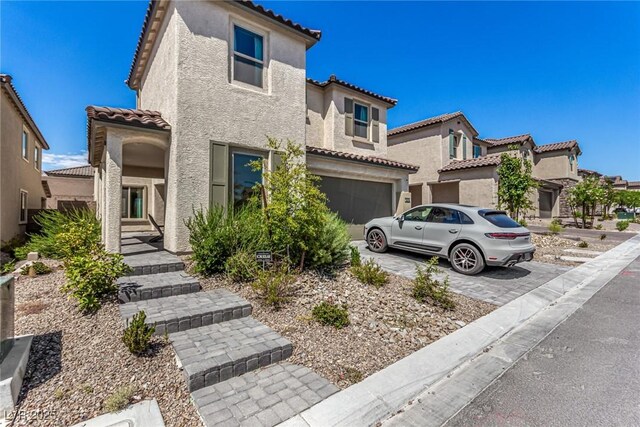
398,215,405,223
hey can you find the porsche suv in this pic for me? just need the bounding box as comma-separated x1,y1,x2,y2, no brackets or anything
363,204,535,275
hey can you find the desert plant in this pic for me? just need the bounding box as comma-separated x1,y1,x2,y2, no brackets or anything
497,149,538,220
122,310,155,355
600,233,607,240
62,249,130,313
1,235,26,259
224,250,259,282
616,220,630,232
349,245,361,267
1,259,15,275
567,177,603,229
312,301,350,329
306,212,350,269
103,385,137,412
594,224,603,230
548,222,562,234
251,264,295,310
351,258,388,288
20,261,51,276
517,218,528,227
577,240,589,248
412,257,455,310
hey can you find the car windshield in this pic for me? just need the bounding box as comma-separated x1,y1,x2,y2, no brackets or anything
481,211,521,228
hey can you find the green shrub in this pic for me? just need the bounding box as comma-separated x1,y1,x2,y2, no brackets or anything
1,235,26,259
594,224,603,230
1,259,15,275
62,249,130,313
412,257,455,310
616,220,630,232
600,233,607,240
225,250,259,282
307,212,350,269
351,258,388,288
349,245,361,267
15,209,100,260
548,223,562,234
103,385,137,412
122,310,155,355
20,261,52,276
517,218,528,227
312,301,350,329
251,264,295,310
577,240,589,248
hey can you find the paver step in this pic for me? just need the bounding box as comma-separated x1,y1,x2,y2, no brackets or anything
562,248,604,257
123,250,185,276
191,363,339,427
119,289,251,336
117,271,201,303
559,255,593,264
170,317,292,392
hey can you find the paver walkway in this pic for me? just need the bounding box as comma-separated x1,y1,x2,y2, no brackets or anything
354,241,569,306
116,235,338,426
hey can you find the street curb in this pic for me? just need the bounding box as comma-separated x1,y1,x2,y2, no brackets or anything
280,234,640,427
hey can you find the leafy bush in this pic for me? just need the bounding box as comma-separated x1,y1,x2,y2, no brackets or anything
616,220,630,232
577,240,589,248
594,224,603,230
1,260,15,275
103,385,137,412
1,235,26,259
225,250,259,282
548,223,562,234
349,245,361,267
412,257,455,310
15,209,100,260
600,233,607,240
122,310,155,355
20,261,52,276
351,258,388,288
251,264,295,310
517,218,528,227
62,249,130,313
307,212,350,269
312,301,350,329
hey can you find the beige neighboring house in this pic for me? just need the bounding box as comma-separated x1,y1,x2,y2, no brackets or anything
387,111,582,218
43,165,95,210
0,74,49,243
88,0,416,253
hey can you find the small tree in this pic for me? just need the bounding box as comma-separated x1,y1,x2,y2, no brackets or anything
600,179,616,219
567,176,603,229
497,148,539,220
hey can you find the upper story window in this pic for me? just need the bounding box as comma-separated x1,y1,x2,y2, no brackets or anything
354,102,369,139
34,144,40,170
569,154,575,171
19,190,28,224
345,98,380,142
449,129,458,159
523,149,531,163
22,129,29,161
233,25,264,88
473,144,482,158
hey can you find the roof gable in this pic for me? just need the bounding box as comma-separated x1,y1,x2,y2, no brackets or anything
388,112,479,137
307,75,397,106
0,74,49,149
484,133,533,148
534,140,580,154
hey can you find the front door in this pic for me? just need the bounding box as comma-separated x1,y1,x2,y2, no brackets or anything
421,206,462,254
390,206,432,250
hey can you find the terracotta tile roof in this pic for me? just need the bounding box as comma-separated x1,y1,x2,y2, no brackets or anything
0,74,49,149
578,168,601,177
388,112,479,137
306,146,419,172
473,137,490,145
127,0,321,89
534,140,580,154
45,165,94,178
628,181,640,188
307,75,397,106
439,154,502,172
86,106,171,131
485,134,532,147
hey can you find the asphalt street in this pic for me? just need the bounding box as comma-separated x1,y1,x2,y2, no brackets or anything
447,255,640,427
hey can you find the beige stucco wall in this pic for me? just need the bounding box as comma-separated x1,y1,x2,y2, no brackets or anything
305,84,325,148
1,93,46,242
137,0,308,252
43,175,94,209
440,167,498,209
534,149,579,180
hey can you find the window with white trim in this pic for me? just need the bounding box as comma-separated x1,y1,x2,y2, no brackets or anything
233,25,264,88
22,129,28,160
353,102,369,139
34,144,40,170
121,187,145,219
473,144,482,158
19,190,28,223
569,154,574,171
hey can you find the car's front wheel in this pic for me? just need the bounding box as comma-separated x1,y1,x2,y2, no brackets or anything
450,243,485,275
367,229,388,253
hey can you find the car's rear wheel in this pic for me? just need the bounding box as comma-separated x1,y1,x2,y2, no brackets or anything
450,243,485,275
367,229,388,253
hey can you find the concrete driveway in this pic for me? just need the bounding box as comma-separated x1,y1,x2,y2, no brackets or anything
354,241,569,306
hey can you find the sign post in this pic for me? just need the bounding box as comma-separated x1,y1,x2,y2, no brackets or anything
255,251,272,270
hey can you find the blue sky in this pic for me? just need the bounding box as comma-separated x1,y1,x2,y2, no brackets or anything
2,1,639,179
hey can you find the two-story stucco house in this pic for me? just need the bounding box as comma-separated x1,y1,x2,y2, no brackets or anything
387,111,581,218
88,0,416,253
0,74,49,243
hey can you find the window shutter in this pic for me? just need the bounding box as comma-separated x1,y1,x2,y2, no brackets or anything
344,98,354,136
210,142,229,209
371,107,380,143
462,136,467,160
449,129,455,158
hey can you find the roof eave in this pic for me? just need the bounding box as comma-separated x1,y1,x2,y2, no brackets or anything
1,78,50,150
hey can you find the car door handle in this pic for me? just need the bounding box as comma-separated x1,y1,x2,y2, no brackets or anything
415,226,423,230
449,229,460,234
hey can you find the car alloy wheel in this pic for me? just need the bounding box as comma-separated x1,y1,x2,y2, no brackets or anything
452,247,477,272
367,229,387,253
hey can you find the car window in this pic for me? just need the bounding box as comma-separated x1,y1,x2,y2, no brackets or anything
427,207,460,224
403,206,431,222
481,212,521,228
460,212,474,224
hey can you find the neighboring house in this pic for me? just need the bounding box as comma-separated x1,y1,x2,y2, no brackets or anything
88,0,416,253
0,74,49,243
43,165,95,211
387,111,581,218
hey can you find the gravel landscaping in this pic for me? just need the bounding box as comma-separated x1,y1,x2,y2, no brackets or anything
190,262,496,389
9,260,201,427
531,233,617,266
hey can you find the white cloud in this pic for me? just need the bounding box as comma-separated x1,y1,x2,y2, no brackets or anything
42,151,89,171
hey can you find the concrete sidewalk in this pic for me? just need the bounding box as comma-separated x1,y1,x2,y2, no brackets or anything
281,234,640,427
